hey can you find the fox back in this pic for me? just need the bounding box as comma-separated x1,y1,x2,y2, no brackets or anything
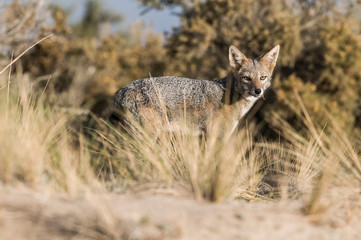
111,45,280,132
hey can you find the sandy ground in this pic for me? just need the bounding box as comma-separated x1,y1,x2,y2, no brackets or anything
0,187,360,240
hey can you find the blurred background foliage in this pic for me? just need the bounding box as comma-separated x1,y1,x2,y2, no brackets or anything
1,0,361,137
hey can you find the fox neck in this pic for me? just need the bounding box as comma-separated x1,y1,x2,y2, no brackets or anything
218,73,254,105
217,72,260,120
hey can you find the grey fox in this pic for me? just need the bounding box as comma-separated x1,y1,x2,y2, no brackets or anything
111,45,279,133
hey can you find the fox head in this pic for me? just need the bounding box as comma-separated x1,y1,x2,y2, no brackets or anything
229,45,280,98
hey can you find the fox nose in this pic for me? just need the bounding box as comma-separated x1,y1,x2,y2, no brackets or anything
255,88,262,95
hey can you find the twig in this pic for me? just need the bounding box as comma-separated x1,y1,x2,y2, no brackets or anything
6,51,14,121
0,34,53,76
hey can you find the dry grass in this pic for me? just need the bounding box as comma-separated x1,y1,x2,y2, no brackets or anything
0,1,360,239
88,91,361,208
91,112,265,202
257,91,361,213
0,68,96,194
1,64,360,206
0,52,360,240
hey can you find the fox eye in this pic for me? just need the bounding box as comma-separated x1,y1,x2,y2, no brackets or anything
260,76,267,80
242,76,251,81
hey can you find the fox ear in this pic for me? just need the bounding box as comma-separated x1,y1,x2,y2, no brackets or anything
229,45,248,69
259,45,280,74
